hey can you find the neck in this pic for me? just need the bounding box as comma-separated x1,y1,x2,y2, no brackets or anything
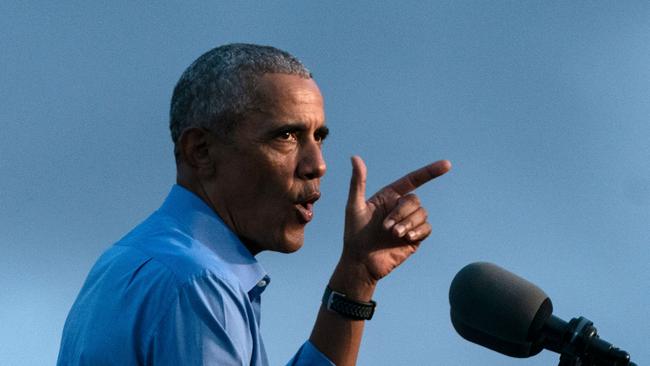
176,174,262,256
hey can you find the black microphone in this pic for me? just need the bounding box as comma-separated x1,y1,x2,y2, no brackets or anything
448,262,637,366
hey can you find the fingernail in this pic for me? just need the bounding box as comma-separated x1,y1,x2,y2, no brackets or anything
384,219,395,230
395,224,405,236
407,231,416,240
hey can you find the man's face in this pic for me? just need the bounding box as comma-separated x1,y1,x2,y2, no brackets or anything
206,73,328,254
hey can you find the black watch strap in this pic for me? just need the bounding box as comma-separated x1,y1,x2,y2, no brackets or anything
322,286,376,320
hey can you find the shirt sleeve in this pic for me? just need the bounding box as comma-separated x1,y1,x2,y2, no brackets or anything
147,272,255,366
286,340,335,366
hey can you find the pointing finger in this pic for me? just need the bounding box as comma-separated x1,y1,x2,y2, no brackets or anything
387,160,451,196
347,155,368,209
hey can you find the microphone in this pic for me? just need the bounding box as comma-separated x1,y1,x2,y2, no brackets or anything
449,262,637,366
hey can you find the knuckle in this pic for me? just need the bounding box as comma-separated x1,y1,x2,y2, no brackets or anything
413,195,421,205
386,190,401,201
396,194,408,204
404,193,420,205
389,208,403,221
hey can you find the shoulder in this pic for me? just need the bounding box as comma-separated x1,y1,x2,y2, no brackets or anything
59,208,254,365
112,211,241,289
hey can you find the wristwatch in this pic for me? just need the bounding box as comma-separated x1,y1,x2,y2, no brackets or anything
322,286,376,320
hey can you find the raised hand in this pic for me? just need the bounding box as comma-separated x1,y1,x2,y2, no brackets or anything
339,155,452,288
311,156,451,366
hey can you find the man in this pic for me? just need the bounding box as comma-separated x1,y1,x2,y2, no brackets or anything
57,43,451,365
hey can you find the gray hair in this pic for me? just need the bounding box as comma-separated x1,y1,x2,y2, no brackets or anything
169,43,312,144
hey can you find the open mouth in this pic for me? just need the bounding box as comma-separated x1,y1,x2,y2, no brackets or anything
295,193,320,223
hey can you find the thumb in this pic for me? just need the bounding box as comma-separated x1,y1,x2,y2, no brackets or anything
347,155,367,209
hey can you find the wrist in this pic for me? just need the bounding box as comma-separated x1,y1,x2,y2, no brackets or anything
328,259,377,302
322,286,376,320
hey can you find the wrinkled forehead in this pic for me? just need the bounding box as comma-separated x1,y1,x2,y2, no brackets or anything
227,73,325,139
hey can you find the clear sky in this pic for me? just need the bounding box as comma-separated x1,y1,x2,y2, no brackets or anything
1,1,649,365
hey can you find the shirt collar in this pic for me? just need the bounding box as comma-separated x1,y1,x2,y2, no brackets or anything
158,184,269,295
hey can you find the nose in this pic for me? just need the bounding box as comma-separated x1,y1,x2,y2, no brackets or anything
297,140,327,180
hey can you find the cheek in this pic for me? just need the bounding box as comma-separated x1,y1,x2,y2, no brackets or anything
224,149,302,242
231,160,290,201
243,203,304,253
254,159,299,196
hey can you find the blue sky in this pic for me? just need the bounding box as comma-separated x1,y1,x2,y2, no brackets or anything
1,2,649,365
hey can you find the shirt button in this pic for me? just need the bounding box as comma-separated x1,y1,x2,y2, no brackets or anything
257,280,267,287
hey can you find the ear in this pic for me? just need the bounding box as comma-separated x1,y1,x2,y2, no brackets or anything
176,128,217,177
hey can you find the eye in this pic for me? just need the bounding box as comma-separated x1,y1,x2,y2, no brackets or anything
314,129,329,143
277,130,298,142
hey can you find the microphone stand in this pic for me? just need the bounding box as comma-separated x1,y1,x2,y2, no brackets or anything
544,316,636,366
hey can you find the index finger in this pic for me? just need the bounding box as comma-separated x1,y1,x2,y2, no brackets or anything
386,160,452,195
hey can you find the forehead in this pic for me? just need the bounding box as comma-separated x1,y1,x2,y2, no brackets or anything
253,73,324,118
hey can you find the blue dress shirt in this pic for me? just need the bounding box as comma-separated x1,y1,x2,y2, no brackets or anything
57,185,333,366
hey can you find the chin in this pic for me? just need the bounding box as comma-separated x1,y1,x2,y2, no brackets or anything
243,228,304,255
277,239,304,253
276,231,305,253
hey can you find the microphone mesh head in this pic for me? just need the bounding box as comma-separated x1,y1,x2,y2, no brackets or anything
449,262,552,357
